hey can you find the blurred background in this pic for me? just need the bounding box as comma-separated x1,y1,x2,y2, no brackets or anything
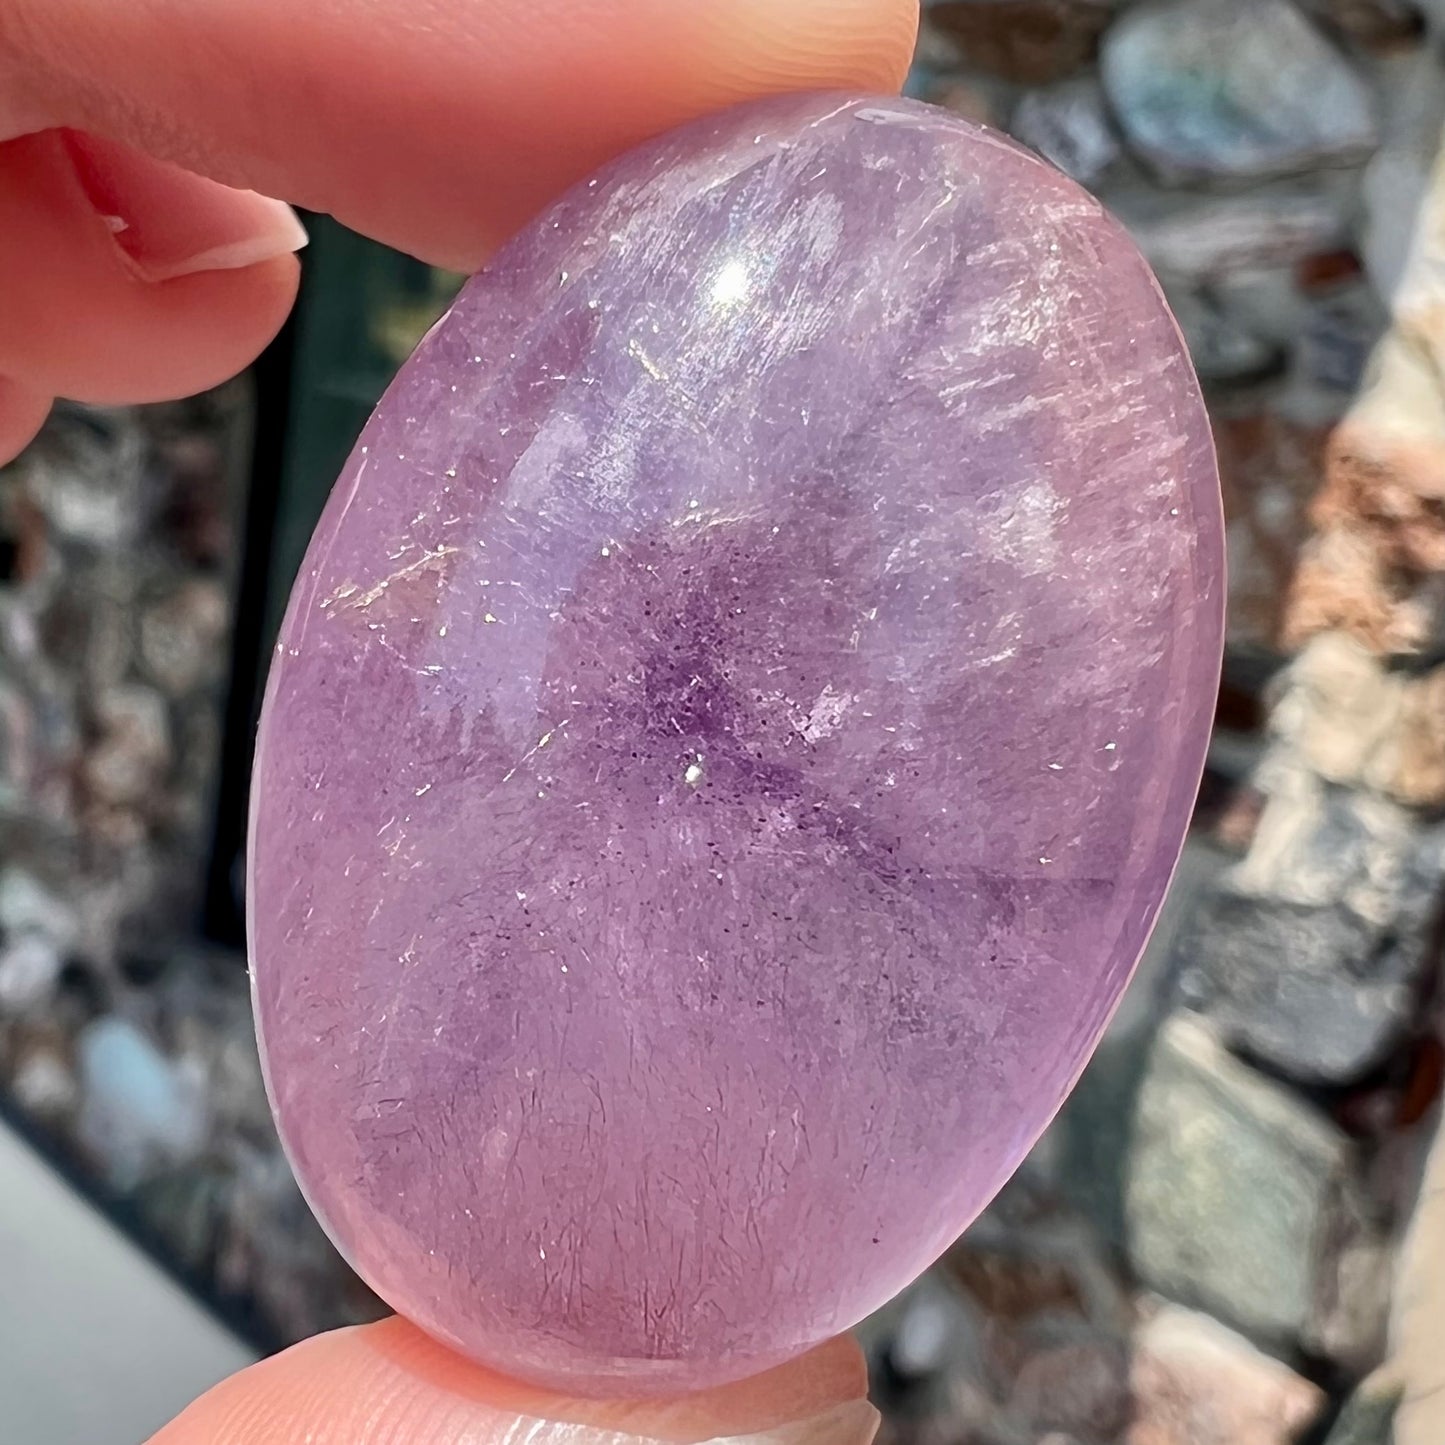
2,2,1445,1442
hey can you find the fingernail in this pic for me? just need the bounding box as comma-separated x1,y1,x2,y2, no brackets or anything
59,129,307,283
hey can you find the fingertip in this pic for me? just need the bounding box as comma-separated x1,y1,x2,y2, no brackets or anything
0,129,300,405
692,0,919,102
60,129,308,283
0,377,53,464
80,250,301,403
148,1318,878,1445
3,0,918,273
369,1318,874,1437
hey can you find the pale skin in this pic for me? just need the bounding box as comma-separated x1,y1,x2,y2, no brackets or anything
0,0,917,1437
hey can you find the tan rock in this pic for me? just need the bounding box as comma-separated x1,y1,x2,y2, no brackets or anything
1391,668,1445,803
1267,634,1404,786
1128,1303,1325,1445
1284,122,1445,655
1266,634,1445,807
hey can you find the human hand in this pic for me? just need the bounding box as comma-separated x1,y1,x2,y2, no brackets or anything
0,0,914,1436
0,0,915,461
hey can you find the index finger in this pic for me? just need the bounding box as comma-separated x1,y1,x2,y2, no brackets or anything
1,0,918,270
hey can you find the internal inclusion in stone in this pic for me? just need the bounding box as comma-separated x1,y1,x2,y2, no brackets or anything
248,92,1225,1394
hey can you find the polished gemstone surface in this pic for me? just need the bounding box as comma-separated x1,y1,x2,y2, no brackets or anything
249,93,1224,1394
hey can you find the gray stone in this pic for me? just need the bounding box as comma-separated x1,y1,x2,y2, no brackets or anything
947,1211,1133,1336
929,72,1018,131
889,1272,985,1381
861,1271,991,1439
134,1168,228,1273
1298,277,1390,395
1108,184,1352,283
0,933,63,1013
1010,78,1121,187
1125,1015,1363,1349
1360,46,1445,303
1301,0,1426,46
917,1202,1136,1445
913,10,966,71
20,404,150,549
139,579,230,696
1175,892,1413,1081
1054,843,1231,1243
1312,1193,1394,1370
1322,1370,1403,1445
0,676,35,813
1305,770,1436,938
83,684,171,807
0,868,78,949
1214,268,1319,350
76,1017,207,1189
1167,290,1286,386
925,0,1117,85
1173,766,1445,1082
1102,0,1381,183
1009,1335,1130,1439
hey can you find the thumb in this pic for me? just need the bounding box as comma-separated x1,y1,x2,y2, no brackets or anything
146,1317,879,1445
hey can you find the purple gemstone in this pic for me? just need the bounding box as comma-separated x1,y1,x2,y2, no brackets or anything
250,94,1223,1393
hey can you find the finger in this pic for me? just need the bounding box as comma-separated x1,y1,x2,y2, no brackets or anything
0,0,918,271
0,129,301,407
147,1317,879,1445
0,375,52,463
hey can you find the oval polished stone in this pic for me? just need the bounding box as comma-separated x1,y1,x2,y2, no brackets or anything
250,93,1224,1394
